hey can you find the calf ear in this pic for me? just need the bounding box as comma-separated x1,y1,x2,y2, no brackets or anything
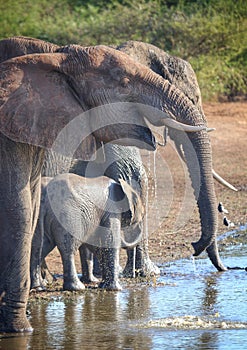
119,179,144,225
0,53,96,160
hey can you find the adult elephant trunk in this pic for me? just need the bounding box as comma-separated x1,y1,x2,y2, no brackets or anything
188,131,226,269
170,128,227,271
152,82,227,271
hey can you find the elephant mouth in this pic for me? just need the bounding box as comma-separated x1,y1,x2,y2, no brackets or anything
93,123,157,151
135,127,157,150
113,125,157,151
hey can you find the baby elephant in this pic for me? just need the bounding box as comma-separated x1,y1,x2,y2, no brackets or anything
31,174,144,291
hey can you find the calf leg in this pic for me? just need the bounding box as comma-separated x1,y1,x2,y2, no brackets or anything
79,245,99,283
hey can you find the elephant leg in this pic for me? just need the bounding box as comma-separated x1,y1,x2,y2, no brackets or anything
98,247,122,290
79,245,99,283
56,233,85,291
61,250,85,291
122,247,137,278
123,219,160,278
98,217,122,291
93,254,102,278
0,135,43,332
134,241,160,277
30,170,42,234
30,229,56,290
40,259,55,284
122,244,150,277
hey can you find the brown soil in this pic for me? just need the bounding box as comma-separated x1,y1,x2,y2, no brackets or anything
37,102,247,292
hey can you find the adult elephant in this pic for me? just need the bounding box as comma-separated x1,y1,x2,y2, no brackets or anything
73,40,231,275
117,40,237,192
116,41,230,272
1,37,231,277
0,37,205,332
44,40,233,277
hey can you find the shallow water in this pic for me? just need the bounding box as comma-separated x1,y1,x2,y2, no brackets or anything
1,234,247,350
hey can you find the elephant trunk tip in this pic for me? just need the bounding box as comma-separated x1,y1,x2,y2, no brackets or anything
191,239,212,257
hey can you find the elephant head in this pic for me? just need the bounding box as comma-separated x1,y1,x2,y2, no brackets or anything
86,177,145,249
117,40,227,271
0,43,205,158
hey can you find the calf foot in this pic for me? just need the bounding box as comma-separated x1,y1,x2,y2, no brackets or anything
63,279,85,291
80,274,99,284
30,277,48,291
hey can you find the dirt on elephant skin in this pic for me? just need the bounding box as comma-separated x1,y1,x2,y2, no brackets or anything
33,102,247,294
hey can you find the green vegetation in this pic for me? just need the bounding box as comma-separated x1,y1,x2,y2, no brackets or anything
0,0,246,101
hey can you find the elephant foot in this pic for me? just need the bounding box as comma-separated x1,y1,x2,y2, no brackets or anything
142,258,160,277
63,279,85,291
0,308,33,333
30,285,47,292
122,258,160,278
98,280,122,291
30,278,48,291
121,264,138,278
80,274,99,284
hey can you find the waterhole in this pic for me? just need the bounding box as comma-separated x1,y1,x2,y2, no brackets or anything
1,229,247,350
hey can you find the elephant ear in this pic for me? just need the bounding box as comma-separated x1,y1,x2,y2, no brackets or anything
118,179,144,248
119,179,144,225
0,53,97,160
0,36,59,64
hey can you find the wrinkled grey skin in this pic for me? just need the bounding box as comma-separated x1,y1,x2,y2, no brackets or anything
0,37,210,333
117,41,204,115
3,37,225,275
31,174,144,291
71,143,158,278
117,41,226,273
67,40,226,276
0,36,225,333
43,143,160,279
43,40,226,277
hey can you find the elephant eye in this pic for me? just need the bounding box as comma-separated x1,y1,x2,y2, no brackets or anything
120,77,130,88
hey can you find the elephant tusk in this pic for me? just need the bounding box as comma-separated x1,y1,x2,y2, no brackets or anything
144,116,206,132
173,144,238,192
212,169,238,192
161,118,206,132
207,127,216,132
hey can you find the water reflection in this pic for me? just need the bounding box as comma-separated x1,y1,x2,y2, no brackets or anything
25,289,152,350
202,274,219,314
0,333,31,350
